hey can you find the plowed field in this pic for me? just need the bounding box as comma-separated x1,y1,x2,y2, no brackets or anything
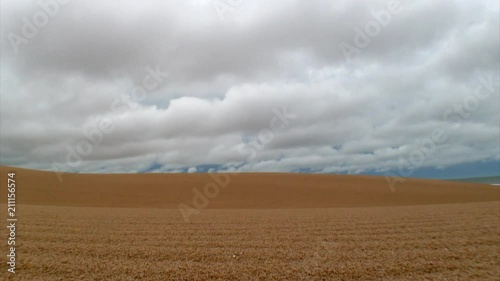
1,167,499,280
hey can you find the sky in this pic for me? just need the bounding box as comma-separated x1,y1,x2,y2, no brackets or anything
0,0,499,179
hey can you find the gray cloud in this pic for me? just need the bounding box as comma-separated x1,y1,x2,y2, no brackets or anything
0,0,498,175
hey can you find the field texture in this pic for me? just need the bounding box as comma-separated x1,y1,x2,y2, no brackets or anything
0,167,499,280
1,202,499,281
0,167,498,209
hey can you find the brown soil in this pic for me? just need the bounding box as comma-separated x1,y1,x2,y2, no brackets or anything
0,166,498,209
0,166,499,280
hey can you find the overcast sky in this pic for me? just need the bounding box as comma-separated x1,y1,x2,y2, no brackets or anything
1,0,499,177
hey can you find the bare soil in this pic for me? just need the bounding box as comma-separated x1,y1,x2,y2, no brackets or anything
1,166,499,280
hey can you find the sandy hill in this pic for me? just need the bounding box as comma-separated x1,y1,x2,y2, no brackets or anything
1,166,498,209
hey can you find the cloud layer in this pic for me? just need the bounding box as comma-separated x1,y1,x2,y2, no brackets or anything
1,0,499,175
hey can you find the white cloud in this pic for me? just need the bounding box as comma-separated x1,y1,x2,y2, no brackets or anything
0,0,498,174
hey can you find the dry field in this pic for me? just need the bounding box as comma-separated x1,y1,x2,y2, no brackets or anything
1,167,499,280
